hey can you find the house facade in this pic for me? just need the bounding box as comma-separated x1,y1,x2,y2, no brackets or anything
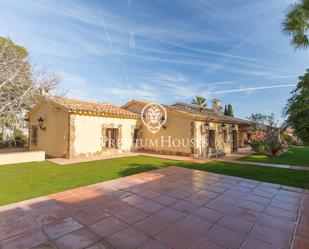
123,99,251,157
28,96,251,158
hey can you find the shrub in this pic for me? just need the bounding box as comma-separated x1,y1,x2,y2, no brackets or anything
250,141,267,154
268,139,283,156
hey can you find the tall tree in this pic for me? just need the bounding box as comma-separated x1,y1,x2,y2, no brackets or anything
0,37,61,131
224,105,228,115
191,96,207,107
285,69,309,145
227,104,234,117
282,0,309,50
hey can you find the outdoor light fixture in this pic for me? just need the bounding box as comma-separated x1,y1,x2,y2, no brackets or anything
220,123,226,132
204,123,210,130
37,117,46,131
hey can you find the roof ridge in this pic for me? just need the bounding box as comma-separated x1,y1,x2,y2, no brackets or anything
50,95,118,106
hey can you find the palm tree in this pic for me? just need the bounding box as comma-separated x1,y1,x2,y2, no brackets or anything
191,96,207,107
282,0,309,50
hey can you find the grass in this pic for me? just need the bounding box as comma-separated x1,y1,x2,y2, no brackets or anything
240,146,309,167
0,155,308,206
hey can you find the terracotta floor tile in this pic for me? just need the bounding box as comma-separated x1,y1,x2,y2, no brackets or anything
258,214,295,235
273,195,301,205
1,229,48,249
116,207,148,224
34,208,72,226
242,237,282,249
264,206,298,221
226,206,260,222
178,215,212,234
89,216,127,238
238,200,266,213
245,195,271,205
137,238,169,249
154,195,179,206
171,200,199,213
31,242,58,249
218,214,254,234
156,224,198,249
73,206,110,226
99,199,132,215
106,227,148,249
204,185,227,194
270,200,300,212
277,189,302,198
121,194,147,206
256,187,278,195
251,190,275,199
185,192,215,206
167,189,191,199
135,215,171,236
85,241,113,249
157,207,187,222
215,194,242,205
231,186,252,193
188,237,227,249
193,207,224,223
136,200,165,213
0,214,35,240
136,190,162,199
205,225,245,249
249,224,291,248
43,217,83,239
224,190,248,198
54,228,100,249
206,199,234,212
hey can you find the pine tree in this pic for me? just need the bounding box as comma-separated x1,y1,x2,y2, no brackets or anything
227,104,234,117
224,105,228,115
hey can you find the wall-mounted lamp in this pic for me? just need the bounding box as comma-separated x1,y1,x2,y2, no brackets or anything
37,117,46,131
204,123,210,131
220,123,227,133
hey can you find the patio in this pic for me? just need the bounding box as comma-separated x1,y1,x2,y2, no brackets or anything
0,166,308,249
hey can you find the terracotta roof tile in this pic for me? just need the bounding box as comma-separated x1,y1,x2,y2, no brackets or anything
50,96,139,119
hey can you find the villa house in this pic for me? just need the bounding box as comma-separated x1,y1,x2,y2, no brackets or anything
27,96,251,158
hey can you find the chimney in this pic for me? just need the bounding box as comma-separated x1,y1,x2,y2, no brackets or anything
212,99,222,115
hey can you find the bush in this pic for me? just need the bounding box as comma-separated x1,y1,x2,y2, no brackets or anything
250,139,284,156
250,141,267,154
0,129,27,148
268,139,283,156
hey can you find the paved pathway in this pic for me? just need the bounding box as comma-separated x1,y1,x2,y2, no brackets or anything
217,159,309,171
0,166,308,249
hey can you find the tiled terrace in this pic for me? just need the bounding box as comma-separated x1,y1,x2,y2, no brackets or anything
0,166,308,249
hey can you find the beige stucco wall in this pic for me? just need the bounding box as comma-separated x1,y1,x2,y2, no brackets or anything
125,102,239,157
70,114,138,158
0,151,45,165
194,121,238,156
29,102,69,158
125,103,193,155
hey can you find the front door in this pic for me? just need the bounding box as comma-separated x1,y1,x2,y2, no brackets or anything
232,130,238,152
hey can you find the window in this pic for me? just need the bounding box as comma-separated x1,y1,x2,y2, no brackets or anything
208,130,215,148
31,125,38,145
133,128,139,144
223,130,228,143
105,128,118,148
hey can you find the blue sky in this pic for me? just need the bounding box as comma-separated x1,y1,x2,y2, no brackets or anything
0,0,308,121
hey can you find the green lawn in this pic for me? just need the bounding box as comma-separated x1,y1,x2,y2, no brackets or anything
240,146,309,167
1,156,308,206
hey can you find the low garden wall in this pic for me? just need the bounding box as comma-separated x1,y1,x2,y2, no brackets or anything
0,151,45,165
